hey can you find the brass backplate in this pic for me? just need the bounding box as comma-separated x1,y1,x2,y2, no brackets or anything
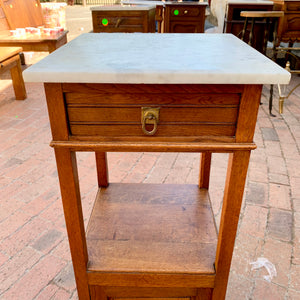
141,107,160,124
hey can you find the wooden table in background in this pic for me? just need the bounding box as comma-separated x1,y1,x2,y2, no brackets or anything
0,0,68,60
0,31,68,53
0,46,26,100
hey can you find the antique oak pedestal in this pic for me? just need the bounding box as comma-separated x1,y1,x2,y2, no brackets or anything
24,33,290,300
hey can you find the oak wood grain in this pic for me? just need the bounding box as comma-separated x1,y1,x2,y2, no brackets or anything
86,183,217,277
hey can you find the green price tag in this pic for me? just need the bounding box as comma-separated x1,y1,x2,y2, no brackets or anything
174,9,179,16
102,18,108,26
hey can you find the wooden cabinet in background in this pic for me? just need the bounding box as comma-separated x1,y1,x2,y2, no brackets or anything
162,2,207,33
91,5,156,33
273,0,300,43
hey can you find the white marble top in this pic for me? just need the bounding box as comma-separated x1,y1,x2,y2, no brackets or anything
121,0,207,6
226,0,273,5
121,0,166,5
23,33,290,84
90,4,156,10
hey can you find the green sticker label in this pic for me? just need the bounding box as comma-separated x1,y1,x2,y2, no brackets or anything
174,9,179,16
102,18,108,26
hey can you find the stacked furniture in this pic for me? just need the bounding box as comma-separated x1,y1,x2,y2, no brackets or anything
0,0,68,55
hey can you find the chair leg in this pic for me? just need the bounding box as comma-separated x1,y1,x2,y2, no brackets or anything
269,84,276,117
248,17,255,46
241,17,248,41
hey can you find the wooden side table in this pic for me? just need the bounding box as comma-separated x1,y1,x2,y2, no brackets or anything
24,33,290,300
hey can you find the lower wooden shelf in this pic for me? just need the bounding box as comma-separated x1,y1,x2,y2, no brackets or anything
86,183,217,289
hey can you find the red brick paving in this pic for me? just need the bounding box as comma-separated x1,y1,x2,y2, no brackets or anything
1,6,300,300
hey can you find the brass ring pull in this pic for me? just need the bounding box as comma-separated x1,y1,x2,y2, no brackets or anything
141,107,160,136
115,18,122,28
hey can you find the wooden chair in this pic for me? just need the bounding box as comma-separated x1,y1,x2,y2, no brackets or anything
0,46,26,100
240,11,284,116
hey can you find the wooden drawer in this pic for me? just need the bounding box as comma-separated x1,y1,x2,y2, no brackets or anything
92,10,155,33
63,84,242,140
286,14,300,31
168,6,203,19
286,2,300,12
163,4,207,33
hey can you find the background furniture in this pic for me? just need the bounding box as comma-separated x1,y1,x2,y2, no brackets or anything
240,10,284,116
0,0,68,56
159,2,207,33
272,0,300,113
224,0,274,52
23,33,290,300
0,46,26,100
273,0,300,44
0,31,68,54
91,5,156,32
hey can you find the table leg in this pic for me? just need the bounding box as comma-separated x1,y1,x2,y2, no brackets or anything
95,152,109,187
199,152,212,189
54,148,90,300
212,150,251,300
9,55,27,100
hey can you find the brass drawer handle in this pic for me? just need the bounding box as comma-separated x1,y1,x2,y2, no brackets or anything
115,18,122,28
184,10,188,14
141,107,160,136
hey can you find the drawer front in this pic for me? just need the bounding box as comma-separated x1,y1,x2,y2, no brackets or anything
286,15,300,31
63,84,242,140
92,11,146,32
169,21,203,33
168,6,203,19
286,2,300,12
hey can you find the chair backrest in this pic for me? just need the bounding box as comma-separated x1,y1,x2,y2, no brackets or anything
0,0,44,30
240,10,284,54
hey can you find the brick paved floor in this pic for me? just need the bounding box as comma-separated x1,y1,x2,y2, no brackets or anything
0,5,300,300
